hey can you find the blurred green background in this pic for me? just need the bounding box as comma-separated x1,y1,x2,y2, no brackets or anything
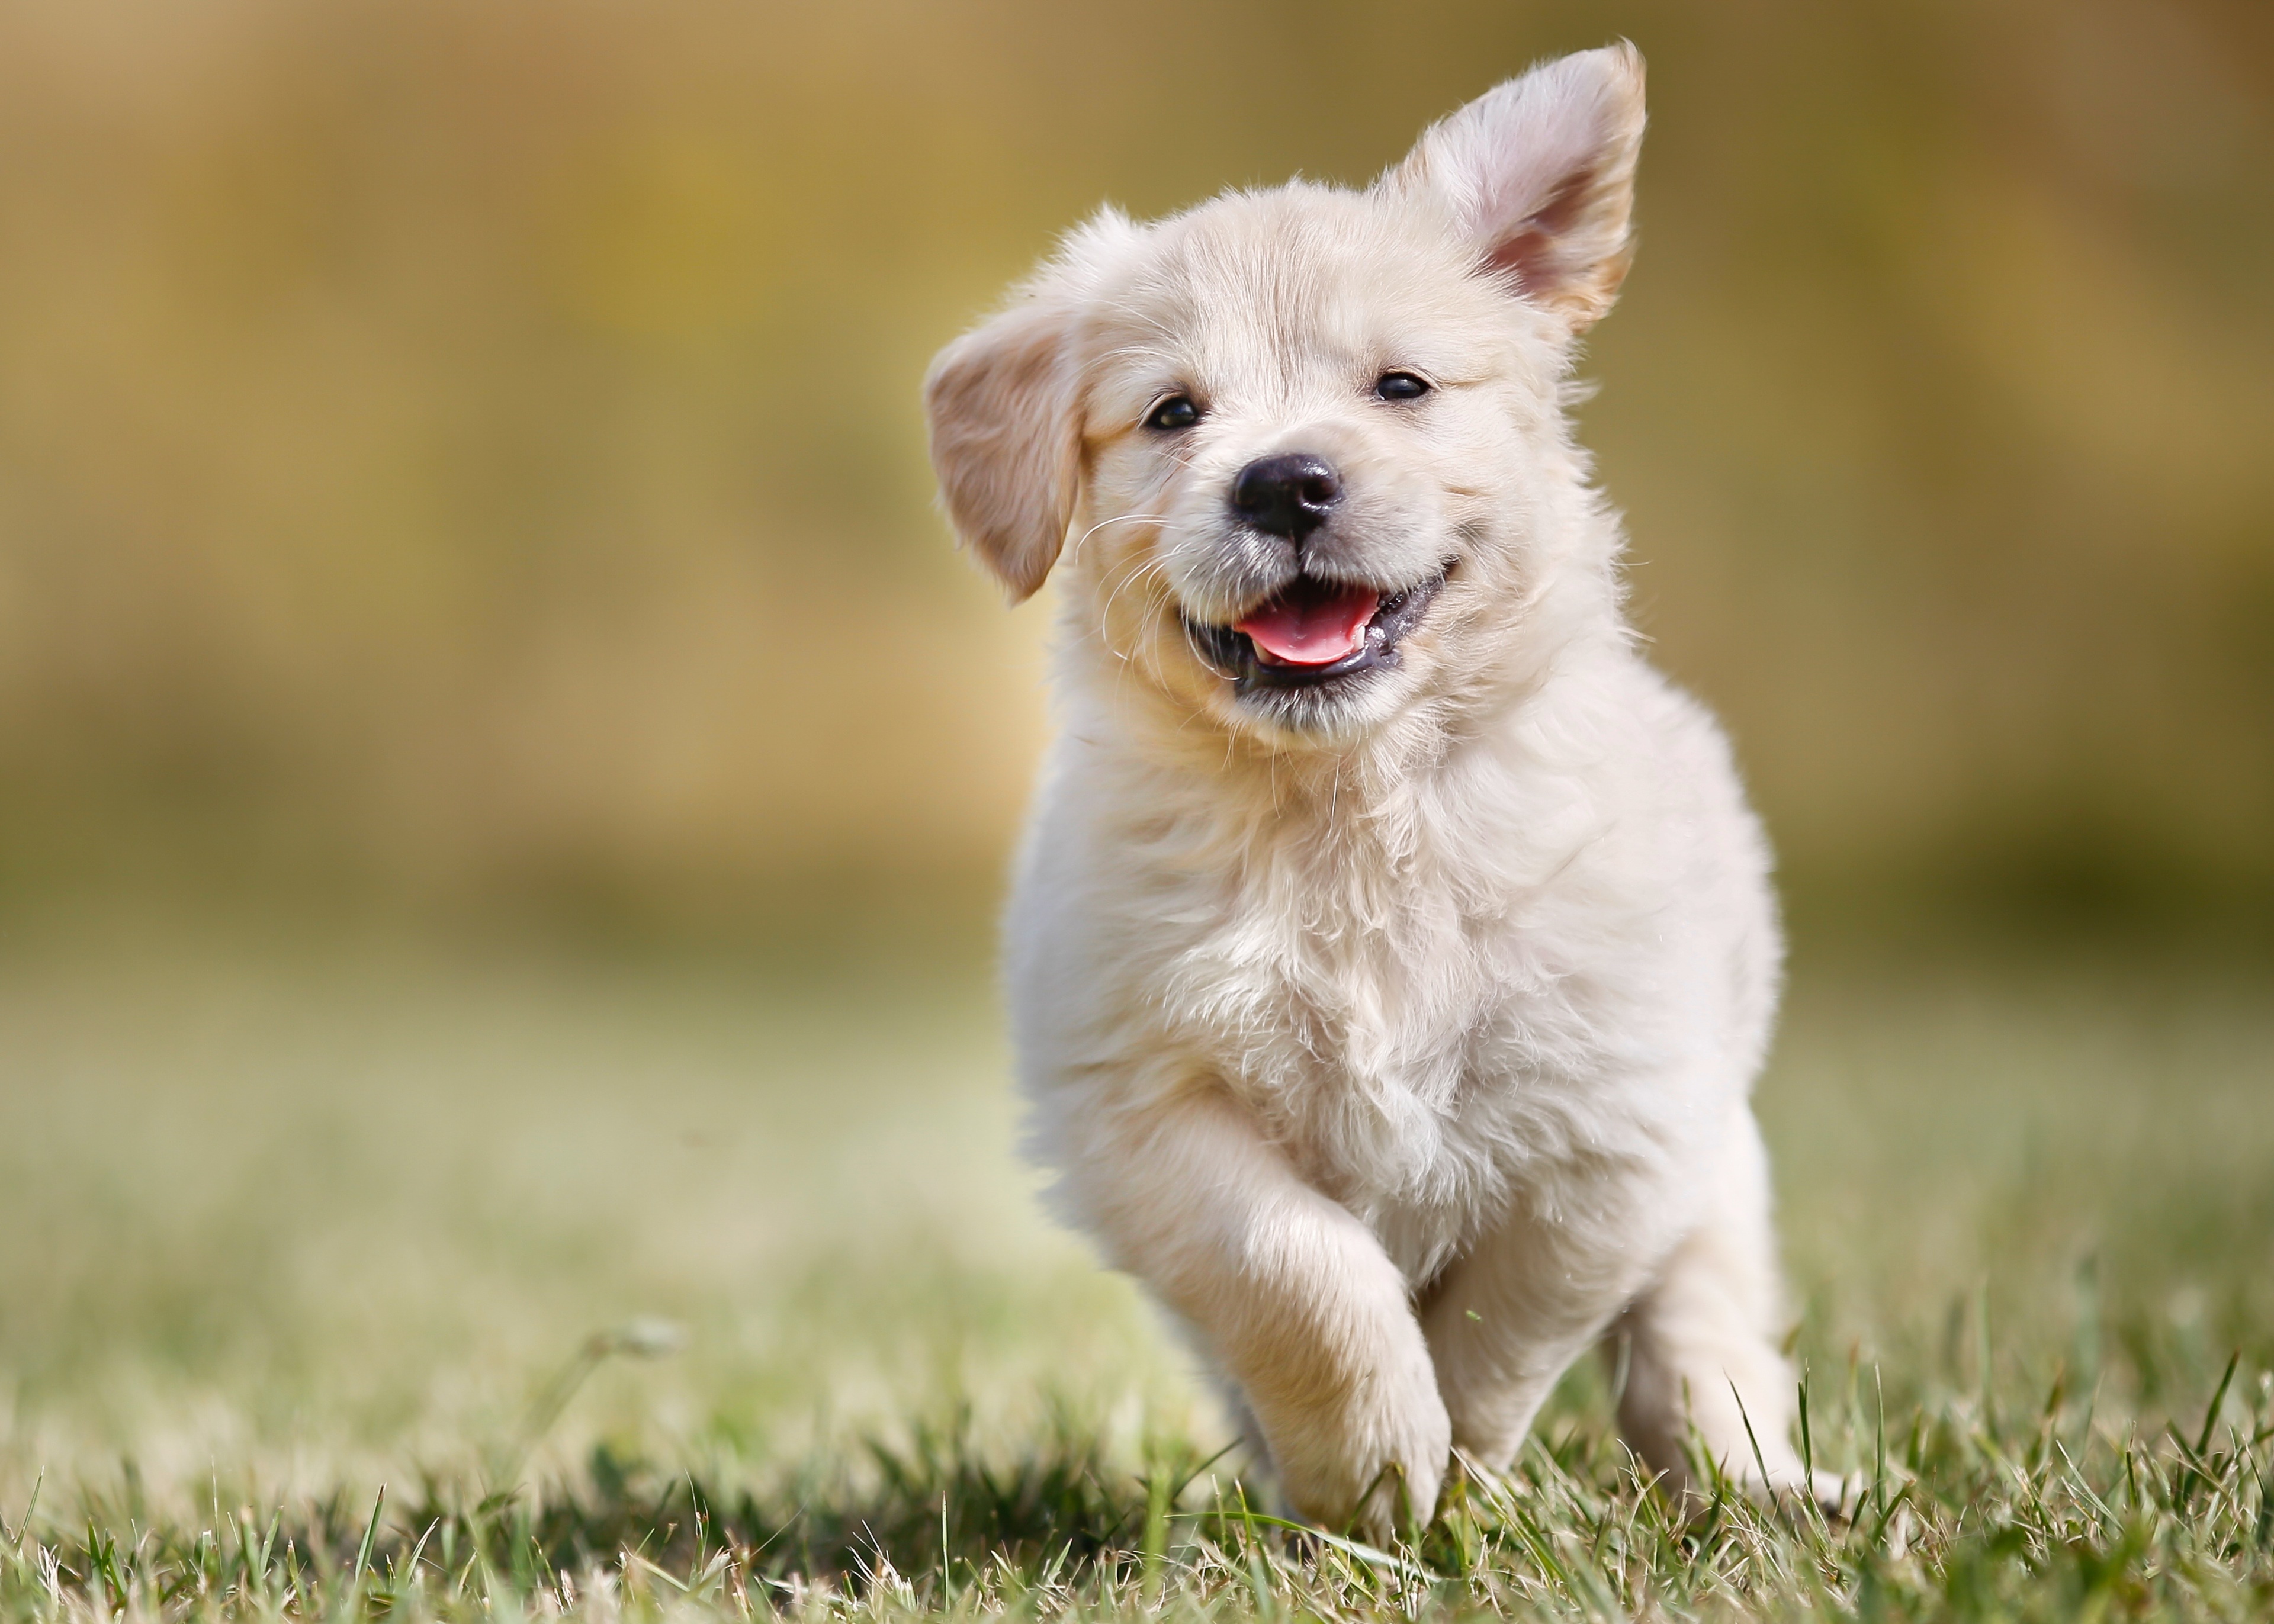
0,0,2270,1536
2,0,2269,940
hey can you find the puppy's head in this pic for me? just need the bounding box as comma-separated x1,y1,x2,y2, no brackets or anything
927,46,1645,748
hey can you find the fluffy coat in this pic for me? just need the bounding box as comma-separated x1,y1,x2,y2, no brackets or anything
924,44,1819,1538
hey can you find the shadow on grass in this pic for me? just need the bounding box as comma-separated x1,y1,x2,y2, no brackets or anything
529,1426,1161,1586
28,1424,1185,1613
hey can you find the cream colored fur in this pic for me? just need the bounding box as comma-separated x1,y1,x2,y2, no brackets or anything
925,44,1822,1538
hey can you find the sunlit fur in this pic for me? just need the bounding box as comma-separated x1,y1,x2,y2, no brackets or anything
926,44,1830,1538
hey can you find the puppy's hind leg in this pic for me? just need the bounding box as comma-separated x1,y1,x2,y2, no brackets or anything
1613,1104,1841,1511
1420,1170,1682,1480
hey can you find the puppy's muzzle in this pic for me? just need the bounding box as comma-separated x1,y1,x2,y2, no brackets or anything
1231,453,1342,546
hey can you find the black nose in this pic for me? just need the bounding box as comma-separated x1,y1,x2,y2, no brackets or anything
1231,453,1342,543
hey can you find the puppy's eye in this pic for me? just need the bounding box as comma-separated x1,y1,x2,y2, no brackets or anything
1374,371,1431,401
1144,394,1202,432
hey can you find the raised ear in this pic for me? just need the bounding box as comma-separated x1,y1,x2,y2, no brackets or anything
1390,43,1646,330
924,293,1082,603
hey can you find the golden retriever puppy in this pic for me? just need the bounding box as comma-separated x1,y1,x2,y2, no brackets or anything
926,44,1819,1538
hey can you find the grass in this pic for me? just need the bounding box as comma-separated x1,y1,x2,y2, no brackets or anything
1,913,2270,1620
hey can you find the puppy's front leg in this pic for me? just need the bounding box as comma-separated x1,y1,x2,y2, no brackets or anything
1067,1086,1449,1539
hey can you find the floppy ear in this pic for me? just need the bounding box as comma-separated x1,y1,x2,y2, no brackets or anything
1391,43,1646,330
924,294,1083,602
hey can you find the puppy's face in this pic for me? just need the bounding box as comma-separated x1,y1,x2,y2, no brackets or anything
1072,194,1564,740
928,46,1646,748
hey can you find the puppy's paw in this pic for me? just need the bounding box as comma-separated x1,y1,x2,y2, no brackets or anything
1795,1467,1865,1522
1661,1459,1861,1525
1744,1460,1862,1522
1271,1374,1451,1545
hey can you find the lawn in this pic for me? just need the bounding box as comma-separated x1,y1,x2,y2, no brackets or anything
1,914,2269,1620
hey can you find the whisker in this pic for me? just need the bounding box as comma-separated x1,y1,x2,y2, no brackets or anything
1098,552,1172,667
1067,511,1169,565
1105,557,1176,721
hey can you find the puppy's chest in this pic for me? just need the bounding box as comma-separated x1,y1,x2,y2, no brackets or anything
1183,914,1478,1098
1155,867,1593,1199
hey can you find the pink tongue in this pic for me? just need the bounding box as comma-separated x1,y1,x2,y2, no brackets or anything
1235,583,1382,667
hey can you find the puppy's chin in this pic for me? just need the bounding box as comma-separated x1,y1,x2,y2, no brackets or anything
1217,664,1420,744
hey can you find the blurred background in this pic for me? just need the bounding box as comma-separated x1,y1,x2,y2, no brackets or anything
0,0,2269,1514
2,0,2268,941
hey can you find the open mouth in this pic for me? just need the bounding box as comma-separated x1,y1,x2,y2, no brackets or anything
1183,565,1452,694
